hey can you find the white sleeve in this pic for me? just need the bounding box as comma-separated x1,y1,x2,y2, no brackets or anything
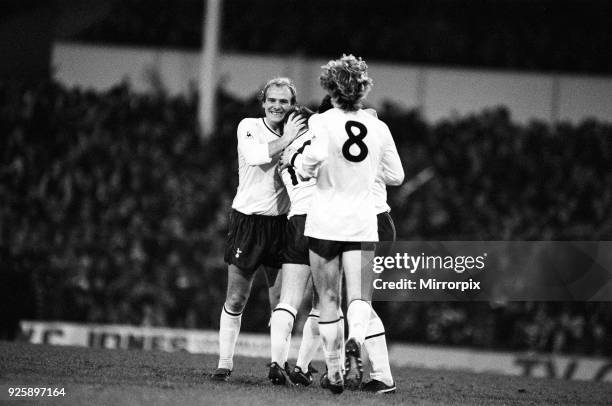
379,126,404,186
293,115,328,178
237,120,271,166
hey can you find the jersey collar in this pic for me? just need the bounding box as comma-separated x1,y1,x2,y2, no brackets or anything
262,118,282,137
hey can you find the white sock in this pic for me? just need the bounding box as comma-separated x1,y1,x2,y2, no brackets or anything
270,303,297,365
364,308,393,386
319,317,344,383
338,309,345,373
347,300,371,345
218,305,242,370
283,332,292,363
296,309,321,371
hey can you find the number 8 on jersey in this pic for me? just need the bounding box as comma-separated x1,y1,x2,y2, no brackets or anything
342,120,368,162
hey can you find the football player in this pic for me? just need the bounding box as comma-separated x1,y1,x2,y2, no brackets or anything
284,55,404,394
212,77,306,381
272,100,347,387
267,104,318,385
284,97,401,394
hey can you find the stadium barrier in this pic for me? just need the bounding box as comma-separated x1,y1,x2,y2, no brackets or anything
20,321,611,382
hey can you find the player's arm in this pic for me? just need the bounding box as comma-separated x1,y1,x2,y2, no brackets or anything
267,113,306,158
238,115,305,166
285,116,327,178
380,126,405,186
293,136,327,179
279,142,323,179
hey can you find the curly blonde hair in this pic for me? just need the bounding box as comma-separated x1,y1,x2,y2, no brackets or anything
319,54,373,111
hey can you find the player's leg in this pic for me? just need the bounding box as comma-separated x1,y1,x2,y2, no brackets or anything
316,276,347,390
213,209,264,380
271,214,317,385
261,212,291,314
309,240,344,394
361,212,396,393
294,277,321,374
292,277,325,386
361,308,395,393
263,265,282,311
263,213,299,384
342,246,375,389
213,264,255,380
268,263,310,385
361,310,396,392
343,247,375,338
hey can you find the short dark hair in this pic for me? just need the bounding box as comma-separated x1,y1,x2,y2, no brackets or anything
258,77,297,104
318,95,333,113
282,105,315,130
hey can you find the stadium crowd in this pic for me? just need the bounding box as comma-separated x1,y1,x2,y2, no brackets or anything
74,0,612,75
1,79,611,356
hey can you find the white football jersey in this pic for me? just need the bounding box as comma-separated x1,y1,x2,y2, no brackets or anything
373,176,391,214
231,118,290,216
294,108,404,241
373,138,404,214
279,130,316,218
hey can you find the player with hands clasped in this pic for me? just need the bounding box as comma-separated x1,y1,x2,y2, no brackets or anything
212,77,305,381
268,105,321,386
285,55,404,394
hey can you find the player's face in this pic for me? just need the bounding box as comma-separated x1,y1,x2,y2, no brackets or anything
262,85,294,128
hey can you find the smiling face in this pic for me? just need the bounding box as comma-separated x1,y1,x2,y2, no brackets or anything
262,85,294,130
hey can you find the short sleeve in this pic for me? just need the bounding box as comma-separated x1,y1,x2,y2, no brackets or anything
237,119,271,166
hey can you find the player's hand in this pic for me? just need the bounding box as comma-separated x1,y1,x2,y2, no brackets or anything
283,112,306,141
279,146,298,170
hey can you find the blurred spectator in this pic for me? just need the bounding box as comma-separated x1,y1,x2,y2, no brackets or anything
1,78,611,356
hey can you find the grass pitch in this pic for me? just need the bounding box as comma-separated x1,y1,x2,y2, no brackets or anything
1,341,610,405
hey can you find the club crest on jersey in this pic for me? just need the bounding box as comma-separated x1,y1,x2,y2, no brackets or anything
235,248,242,258
246,132,252,138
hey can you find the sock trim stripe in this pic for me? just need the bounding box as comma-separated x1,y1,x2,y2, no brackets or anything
272,307,296,321
307,313,320,318
319,317,343,325
223,305,242,317
365,331,386,340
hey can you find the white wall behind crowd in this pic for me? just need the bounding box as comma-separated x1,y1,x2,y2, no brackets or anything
53,42,612,124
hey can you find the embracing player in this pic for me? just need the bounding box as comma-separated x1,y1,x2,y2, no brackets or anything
285,55,404,394
212,77,305,381
267,104,320,385
284,97,402,393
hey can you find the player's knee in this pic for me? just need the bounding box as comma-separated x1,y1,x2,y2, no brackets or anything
225,292,248,313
